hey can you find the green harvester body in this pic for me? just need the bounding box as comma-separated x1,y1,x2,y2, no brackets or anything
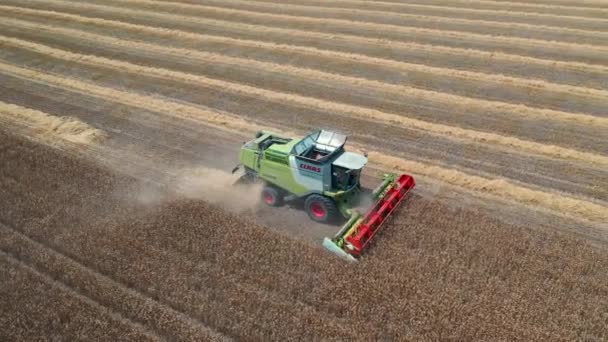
234,129,416,261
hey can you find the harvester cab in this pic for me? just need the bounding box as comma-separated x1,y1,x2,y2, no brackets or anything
232,129,415,261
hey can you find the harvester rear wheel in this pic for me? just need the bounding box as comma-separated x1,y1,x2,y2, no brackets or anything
261,186,283,207
305,195,338,223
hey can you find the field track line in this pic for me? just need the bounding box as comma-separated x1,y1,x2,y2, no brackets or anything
161,0,608,36
0,221,230,341
238,0,608,22
5,4,607,81
3,16,606,107
72,0,608,51
440,0,608,9
2,35,607,169
245,0,608,18
4,75,604,208
0,63,605,224
111,0,608,42
17,0,608,64
0,249,163,342
0,19,604,130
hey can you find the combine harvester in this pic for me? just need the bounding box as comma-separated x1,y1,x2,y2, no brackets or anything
232,129,415,261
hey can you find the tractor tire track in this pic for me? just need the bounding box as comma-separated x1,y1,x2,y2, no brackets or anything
4,4,607,90
0,135,277,341
0,222,228,341
0,64,605,225
2,16,606,119
0,20,605,157
0,133,234,342
0,250,162,342
11,0,608,65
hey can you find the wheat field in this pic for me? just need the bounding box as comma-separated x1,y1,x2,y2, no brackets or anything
0,0,607,340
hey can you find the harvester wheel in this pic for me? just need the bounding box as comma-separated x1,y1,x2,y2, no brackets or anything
305,195,338,223
261,186,283,207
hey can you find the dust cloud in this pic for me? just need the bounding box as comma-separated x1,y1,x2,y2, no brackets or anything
173,167,263,212
134,166,263,214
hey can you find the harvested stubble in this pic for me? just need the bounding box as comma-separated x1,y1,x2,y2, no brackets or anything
1,131,607,340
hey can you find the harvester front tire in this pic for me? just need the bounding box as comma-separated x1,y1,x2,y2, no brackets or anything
305,195,338,223
261,186,283,207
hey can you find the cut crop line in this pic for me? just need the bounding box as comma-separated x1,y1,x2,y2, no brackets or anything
87,0,608,52
5,4,606,78
0,18,603,130
0,61,605,224
244,0,608,23
3,17,605,105
0,249,163,341
270,0,608,14
25,0,608,59
171,0,608,35
0,221,230,341
2,35,607,168
4,72,603,207
416,0,608,10
117,0,608,42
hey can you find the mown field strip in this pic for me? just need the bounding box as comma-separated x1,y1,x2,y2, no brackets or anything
77,0,608,51
0,250,163,341
19,0,608,65
7,72,606,207
0,222,230,342
2,35,607,169
453,0,608,9
8,69,607,208
167,0,608,39
4,16,606,114
260,0,608,17
248,0,608,22
2,17,605,131
6,4,607,88
0,63,605,224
